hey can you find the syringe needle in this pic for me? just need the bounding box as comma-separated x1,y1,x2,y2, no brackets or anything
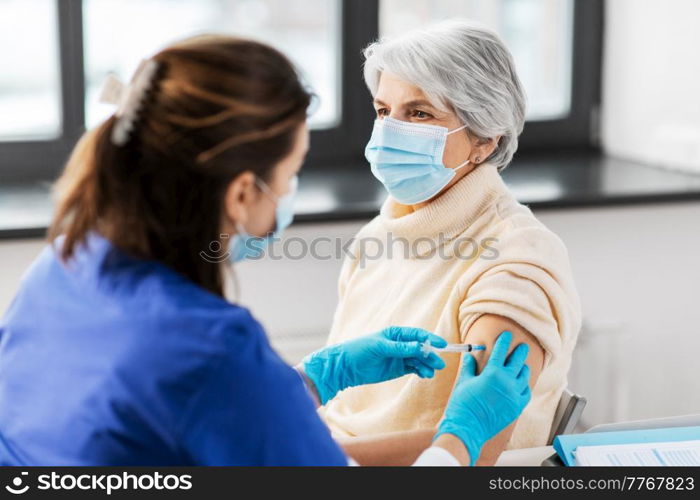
420,342,486,356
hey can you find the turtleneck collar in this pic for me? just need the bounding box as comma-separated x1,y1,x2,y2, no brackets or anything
377,163,508,245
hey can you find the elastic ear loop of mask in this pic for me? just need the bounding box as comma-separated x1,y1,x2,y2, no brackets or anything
447,123,470,170
447,123,468,135
254,177,279,204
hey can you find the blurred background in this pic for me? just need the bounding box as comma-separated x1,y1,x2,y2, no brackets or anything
1,0,699,431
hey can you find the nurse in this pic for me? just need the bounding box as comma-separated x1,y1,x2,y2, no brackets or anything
0,36,530,466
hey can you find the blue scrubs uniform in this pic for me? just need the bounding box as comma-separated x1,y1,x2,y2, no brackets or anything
0,233,347,466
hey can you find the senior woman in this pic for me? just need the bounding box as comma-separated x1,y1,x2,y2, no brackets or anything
318,20,582,465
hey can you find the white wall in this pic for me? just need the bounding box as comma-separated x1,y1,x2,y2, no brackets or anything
226,220,366,360
0,238,45,312
537,203,700,428
602,0,700,173
3,202,700,429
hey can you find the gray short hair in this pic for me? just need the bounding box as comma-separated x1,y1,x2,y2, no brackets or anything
363,19,526,170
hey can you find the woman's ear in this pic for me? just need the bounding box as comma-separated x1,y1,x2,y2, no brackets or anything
470,136,501,164
222,171,257,228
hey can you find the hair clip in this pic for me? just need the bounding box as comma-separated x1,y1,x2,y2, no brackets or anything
98,59,160,146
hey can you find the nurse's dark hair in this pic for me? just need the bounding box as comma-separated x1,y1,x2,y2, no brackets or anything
49,35,312,296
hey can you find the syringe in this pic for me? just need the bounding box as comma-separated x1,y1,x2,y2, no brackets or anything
421,342,486,357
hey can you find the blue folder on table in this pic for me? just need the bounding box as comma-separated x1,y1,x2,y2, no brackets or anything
553,425,700,466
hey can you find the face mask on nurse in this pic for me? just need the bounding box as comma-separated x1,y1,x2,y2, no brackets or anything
229,175,298,263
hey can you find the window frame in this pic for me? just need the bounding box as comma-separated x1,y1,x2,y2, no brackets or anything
0,0,84,184
305,0,379,169
517,0,604,151
0,0,602,183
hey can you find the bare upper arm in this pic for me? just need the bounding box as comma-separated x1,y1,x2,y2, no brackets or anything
466,313,545,376
462,313,545,464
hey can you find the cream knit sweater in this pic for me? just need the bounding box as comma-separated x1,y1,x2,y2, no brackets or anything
319,163,582,449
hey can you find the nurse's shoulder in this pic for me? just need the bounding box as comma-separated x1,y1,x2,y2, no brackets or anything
93,239,267,360
46,232,267,365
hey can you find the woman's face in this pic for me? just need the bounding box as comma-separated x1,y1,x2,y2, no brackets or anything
372,72,498,205
222,122,309,237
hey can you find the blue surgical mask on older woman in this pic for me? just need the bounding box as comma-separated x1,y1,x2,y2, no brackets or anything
364,117,470,205
229,175,298,263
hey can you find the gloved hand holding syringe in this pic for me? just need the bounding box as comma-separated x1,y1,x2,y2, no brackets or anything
420,342,486,357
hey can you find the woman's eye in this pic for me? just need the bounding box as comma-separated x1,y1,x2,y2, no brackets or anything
376,108,389,117
413,110,432,119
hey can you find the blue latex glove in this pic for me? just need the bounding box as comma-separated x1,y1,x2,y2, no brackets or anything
435,331,532,465
302,326,447,405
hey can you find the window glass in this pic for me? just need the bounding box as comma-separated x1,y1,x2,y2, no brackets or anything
0,0,61,140
380,0,575,120
84,0,341,129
